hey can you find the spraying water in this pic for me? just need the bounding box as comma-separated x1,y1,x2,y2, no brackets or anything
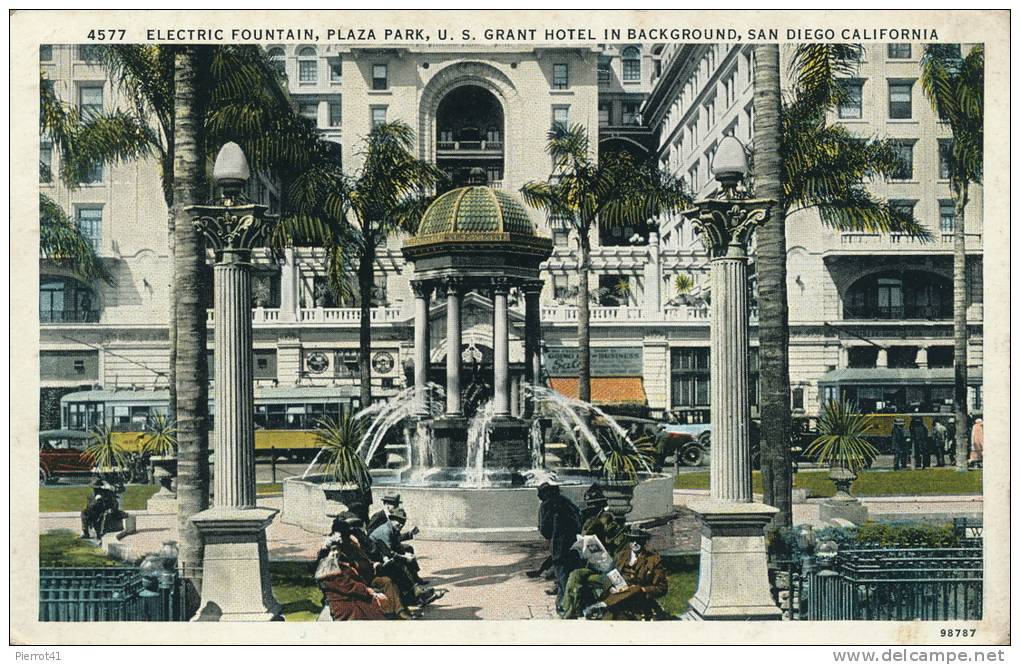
464,400,497,486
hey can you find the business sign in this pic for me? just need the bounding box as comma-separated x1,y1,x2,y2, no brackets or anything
545,346,643,377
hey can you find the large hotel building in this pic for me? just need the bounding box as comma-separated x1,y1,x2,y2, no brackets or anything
39,42,983,428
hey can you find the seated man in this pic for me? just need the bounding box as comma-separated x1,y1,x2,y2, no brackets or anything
80,479,127,540
583,528,669,621
368,508,442,607
560,485,628,619
367,492,403,533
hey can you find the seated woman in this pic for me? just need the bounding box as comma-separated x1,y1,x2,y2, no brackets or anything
314,514,411,620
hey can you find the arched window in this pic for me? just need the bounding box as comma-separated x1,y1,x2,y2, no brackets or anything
267,47,285,77
843,270,951,320
622,46,641,82
297,46,317,83
40,276,98,323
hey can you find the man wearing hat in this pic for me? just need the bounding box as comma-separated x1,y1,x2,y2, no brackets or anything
80,478,125,540
537,482,583,610
891,418,910,470
369,507,443,608
367,492,403,533
582,527,669,620
560,484,628,618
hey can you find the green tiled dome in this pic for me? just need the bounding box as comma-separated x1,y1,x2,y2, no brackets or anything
416,186,536,238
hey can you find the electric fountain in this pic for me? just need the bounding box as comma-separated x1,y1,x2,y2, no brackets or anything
281,174,673,540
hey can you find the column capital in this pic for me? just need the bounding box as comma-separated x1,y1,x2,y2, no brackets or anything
439,276,467,297
410,279,433,299
687,196,773,259
522,279,544,296
188,202,274,262
491,276,512,296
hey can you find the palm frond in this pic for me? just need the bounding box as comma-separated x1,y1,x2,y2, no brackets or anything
314,414,371,488
39,194,114,284
141,413,178,456
83,424,128,469
804,400,879,472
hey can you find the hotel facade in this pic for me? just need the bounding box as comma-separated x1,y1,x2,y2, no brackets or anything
39,42,982,428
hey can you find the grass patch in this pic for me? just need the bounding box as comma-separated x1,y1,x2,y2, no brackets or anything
40,530,121,567
659,570,698,616
39,485,160,513
675,468,982,497
270,561,324,621
258,483,283,495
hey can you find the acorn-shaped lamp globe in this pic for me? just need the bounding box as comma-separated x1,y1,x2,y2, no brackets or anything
213,142,250,195
711,135,749,190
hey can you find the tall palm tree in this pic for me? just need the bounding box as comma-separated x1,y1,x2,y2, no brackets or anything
753,44,931,527
521,124,689,402
171,45,211,611
275,121,442,407
920,44,984,471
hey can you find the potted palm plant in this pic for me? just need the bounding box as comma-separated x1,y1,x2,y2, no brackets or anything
314,413,372,516
83,424,128,483
594,429,657,519
142,414,177,494
805,399,879,524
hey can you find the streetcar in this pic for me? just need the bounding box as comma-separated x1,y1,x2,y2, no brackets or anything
58,386,361,462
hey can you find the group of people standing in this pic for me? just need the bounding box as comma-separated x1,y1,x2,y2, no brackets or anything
890,416,984,470
535,482,669,620
314,492,446,621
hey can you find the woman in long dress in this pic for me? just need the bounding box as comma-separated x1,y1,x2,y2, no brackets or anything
315,519,406,620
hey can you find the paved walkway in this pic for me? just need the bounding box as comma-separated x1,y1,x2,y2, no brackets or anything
42,492,982,620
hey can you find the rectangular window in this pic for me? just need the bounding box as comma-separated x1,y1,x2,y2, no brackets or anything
75,206,102,250
888,81,913,119
838,80,864,119
40,44,53,61
598,56,611,85
938,140,952,179
792,387,805,411
552,228,569,247
939,201,956,233
890,200,916,222
328,101,341,127
552,274,571,301
372,64,388,90
371,106,387,128
552,106,569,130
688,163,699,191
622,103,639,126
78,84,103,119
298,59,317,83
670,348,710,408
887,44,912,59
598,103,610,127
80,162,103,185
328,58,342,83
77,45,100,62
40,140,52,183
890,142,914,180
299,101,318,122
552,63,569,89
622,57,641,81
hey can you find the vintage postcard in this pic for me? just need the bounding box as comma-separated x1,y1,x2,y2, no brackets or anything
8,8,1010,649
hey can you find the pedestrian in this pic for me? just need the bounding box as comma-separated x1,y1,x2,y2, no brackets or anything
537,482,582,612
931,419,949,467
891,418,910,470
969,417,983,468
909,417,929,469
369,507,441,607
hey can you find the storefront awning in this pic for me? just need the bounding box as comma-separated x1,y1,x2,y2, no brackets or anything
818,367,983,386
548,377,647,405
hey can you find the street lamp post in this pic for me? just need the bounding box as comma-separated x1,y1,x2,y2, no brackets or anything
685,135,783,620
187,143,281,621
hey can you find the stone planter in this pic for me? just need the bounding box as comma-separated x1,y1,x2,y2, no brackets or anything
601,478,637,519
320,481,372,521
819,465,868,525
147,456,178,513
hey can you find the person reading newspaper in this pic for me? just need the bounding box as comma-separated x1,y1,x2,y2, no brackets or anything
579,528,669,620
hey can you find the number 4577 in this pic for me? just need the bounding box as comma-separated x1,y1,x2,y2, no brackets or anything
86,29,126,41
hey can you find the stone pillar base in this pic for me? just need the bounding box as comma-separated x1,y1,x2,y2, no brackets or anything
430,416,468,468
686,499,783,621
191,507,281,622
819,498,868,525
486,416,532,470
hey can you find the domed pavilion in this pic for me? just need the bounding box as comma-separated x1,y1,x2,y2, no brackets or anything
402,172,552,468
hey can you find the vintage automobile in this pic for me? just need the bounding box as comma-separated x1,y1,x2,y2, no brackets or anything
38,429,92,484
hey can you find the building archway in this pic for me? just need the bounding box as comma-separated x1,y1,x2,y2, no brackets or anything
842,269,951,320
434,85,505,189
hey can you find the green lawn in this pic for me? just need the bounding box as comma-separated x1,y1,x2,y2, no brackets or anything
40,530,121,567
659,570,699,616
675,468,982,497
40,483,282,512
270,561,324,621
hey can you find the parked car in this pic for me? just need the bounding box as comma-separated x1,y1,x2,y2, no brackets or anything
655,423,708,468
39,429,92,484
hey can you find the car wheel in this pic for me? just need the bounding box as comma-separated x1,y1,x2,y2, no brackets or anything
39,468,49,486
681,445,704,467
699,431,711,447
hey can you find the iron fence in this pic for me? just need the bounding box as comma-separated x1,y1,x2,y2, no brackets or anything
40,567,183,621
805,547,982,621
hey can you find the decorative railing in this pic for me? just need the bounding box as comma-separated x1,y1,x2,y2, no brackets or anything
39,567,183,622
435,140,503,152
299,306,404,324
839,232,983,248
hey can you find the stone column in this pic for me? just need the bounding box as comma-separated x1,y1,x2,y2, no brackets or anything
876,347,889,368
279,247,298,322
492,278,511,417
838,345,850,369
644,230,662,318
684,191,782,621
444,277,463,416
188,195,281,622
916,346,929,369
412,280,432,416
523,280,543,386
510,374,521,417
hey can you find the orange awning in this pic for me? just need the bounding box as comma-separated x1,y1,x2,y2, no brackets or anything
548,377,647,405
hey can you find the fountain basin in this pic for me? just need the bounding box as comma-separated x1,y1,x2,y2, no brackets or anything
282,470,675,541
